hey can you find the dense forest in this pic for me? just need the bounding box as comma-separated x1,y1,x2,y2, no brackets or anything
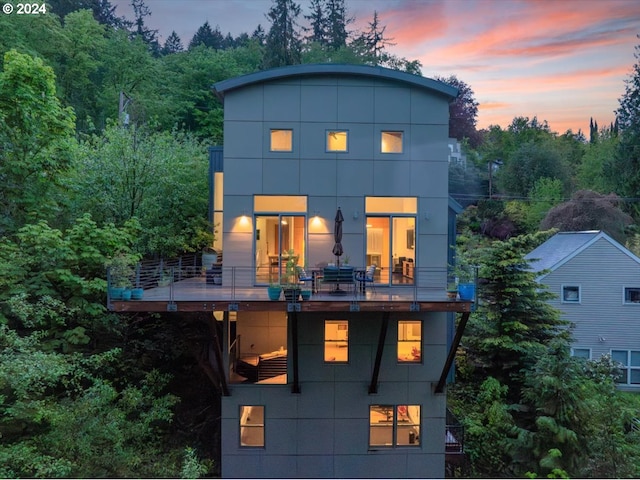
1,0,640,477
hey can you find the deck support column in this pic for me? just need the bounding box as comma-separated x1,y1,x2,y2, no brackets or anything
435,312,470,394
290,311,300,394
369,312,390,394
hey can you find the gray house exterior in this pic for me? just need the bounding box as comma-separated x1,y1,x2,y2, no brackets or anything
526,230,640,391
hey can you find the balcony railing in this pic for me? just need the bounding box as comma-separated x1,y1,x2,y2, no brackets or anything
107,262,476,306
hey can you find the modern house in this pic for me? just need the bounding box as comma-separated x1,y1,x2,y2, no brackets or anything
108,64,472,478
525,230,640,390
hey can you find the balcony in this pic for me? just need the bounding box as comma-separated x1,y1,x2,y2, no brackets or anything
107,260,475,313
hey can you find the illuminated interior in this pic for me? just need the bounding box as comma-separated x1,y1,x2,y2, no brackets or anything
325,320,348,362
327,130,348,152
381,131,403,153
270,129,293,151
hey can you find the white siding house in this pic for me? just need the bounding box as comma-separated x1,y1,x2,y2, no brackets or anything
525,230,640,390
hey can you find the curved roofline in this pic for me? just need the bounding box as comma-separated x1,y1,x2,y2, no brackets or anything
212,63,458,100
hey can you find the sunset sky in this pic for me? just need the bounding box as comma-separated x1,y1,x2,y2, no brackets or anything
113,0,640,136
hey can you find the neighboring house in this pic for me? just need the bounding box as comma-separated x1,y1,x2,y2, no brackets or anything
109,64,472,478
525,230,640,391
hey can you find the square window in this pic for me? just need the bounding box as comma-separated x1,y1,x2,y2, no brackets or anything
325,320,348,362
624,287,640,303
369,404,420,447
240,405,264,447
270,129,292,151
562,285,580,302
327,130,347,152
381,131,403,153
398,320,421,363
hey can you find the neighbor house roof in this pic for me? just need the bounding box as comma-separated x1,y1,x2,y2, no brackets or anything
212,63,458,100
525,230,640,278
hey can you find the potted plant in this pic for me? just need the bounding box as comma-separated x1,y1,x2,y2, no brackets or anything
106,252,136,300
300,288,312,300
455,265,476,301
267,282,282,301
281,250,301,302
447,282,458,299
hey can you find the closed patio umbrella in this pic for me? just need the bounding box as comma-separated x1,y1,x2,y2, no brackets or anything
332,207,344,266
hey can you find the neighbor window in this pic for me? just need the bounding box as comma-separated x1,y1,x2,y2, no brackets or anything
562,285,580,303
325,320,348,362
239,405,265,447
369,405,421,447
571,348,591,359
327,130,348,152
270,129,293,151
381,131,403,153
612,350,640,385
398,320,421,363
624,287,640,304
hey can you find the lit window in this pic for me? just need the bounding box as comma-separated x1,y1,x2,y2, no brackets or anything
240,405,264,447
398,320,421,363
270,129,292,151
571,348,590,359
327,130,348,152
612,350,640,385
624,287,640,304
369,405,420,447
325,320,348,362
381,131,403,153
562,285,580,303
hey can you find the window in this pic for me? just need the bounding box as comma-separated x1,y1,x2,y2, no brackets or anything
270,129,292,151
381,131,403,153
612,350,640,385
240,405,264,447
562,285,580,303
327,130,348,152
369,405,421,447
398,320,421,362
624,287,640,304
571,348,590,359
325,320,348,362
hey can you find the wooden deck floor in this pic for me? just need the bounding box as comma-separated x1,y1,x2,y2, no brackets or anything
109,277,473,313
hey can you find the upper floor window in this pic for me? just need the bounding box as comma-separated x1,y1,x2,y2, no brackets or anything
240,405,265,447
571,348,590,359
624,287,640,304
325,320,348,362
562,285,580,303
612,350,640,385
381,131,403,153
270,129,293,152
327,130,348,152
398,320,421,363
369,405,421,447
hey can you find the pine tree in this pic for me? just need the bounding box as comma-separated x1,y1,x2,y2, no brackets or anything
130,0,159,55
325,0,352,51
354,11,394,65
188,21,224,50
606,37,640,216
304,0,327,45
252,24,266,46
162,31,183,55
263,0,302,68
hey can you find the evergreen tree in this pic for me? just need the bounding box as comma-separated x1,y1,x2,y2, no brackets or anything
304,0,327,45
325,0,352,51
607,37,640,217
188,21,224,50
162,31,183,55
263,0,302,68
130,0,159,55
252,24,266,46
355,11,394,65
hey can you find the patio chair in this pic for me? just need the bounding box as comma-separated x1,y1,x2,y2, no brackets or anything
297,266,313,289
356,265,377,294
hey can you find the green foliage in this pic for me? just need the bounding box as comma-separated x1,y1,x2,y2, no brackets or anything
0,49,76,233
263,0,303,68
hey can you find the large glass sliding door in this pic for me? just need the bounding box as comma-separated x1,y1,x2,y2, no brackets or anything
254,196,307,285
365,197,416,287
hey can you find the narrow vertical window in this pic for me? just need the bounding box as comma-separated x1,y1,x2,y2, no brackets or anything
270,129,292,151
381,131,403,153
398,320,421,363
240,405,264,447
325,320,348,362
327,130,348,152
